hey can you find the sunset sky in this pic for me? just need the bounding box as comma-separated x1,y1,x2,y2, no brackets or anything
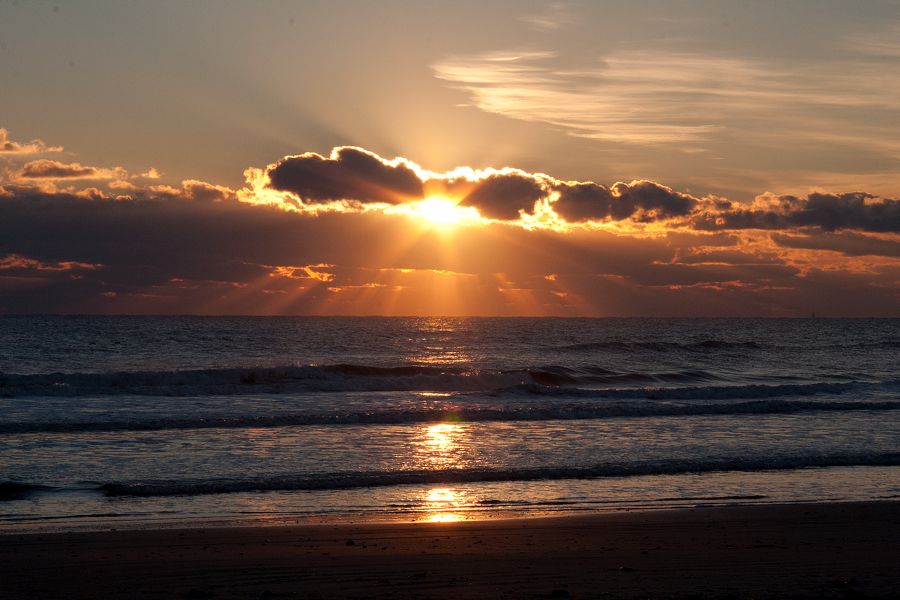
2,0,899,316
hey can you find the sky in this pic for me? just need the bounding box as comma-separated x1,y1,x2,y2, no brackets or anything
1,0,899,316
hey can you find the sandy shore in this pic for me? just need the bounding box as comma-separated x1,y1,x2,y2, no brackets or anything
1,501,898,599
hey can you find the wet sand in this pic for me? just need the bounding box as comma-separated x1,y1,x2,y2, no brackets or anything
1,501,898,599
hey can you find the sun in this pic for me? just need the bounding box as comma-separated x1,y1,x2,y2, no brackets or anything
409,197,480,228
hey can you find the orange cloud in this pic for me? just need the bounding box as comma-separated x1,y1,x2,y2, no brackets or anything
0,128,62,155
150,180,236,203
108,179,137,191
0,254,102,272
269,264,336,282
18,159,126,180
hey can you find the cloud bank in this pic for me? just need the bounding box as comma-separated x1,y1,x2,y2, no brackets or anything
1,134,898,316
251,145,900,234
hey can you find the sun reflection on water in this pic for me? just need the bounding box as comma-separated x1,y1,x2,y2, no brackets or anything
402,317,476,366
426,487,456,503
404,314,476,521
425,423,457,451
407,422,475,522
423,487,466,523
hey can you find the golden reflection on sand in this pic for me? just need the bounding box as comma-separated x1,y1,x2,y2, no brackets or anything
425,512,465,523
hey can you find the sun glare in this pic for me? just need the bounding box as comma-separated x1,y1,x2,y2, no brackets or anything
410,197,479,227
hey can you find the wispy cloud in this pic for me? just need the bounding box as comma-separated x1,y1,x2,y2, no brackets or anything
845,23,900,58
432,47,900,147
518,2,573,32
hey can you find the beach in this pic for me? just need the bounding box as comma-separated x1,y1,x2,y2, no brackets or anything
2,501,898,599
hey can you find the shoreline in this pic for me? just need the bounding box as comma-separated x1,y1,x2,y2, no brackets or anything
7,463,900,536
3,488,893,536
3,500,898,599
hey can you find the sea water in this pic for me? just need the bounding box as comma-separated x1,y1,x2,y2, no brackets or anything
1,316,898,532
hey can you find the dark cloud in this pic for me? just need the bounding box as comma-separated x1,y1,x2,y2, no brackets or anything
626,261,799,288
265,146,424,204
608,181,698,221
459,173,546,220
552,180,697,222
694,192,900,233
551,182,613,221
772,231,900,257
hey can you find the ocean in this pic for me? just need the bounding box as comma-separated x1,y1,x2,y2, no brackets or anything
1,316,899,532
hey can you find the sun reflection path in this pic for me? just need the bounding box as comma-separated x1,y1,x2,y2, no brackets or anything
413,422,473,522
425,423,457,452
409,414,467,472
404,317,474,366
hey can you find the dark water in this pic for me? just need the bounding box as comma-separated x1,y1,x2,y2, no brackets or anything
1,317,898,531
